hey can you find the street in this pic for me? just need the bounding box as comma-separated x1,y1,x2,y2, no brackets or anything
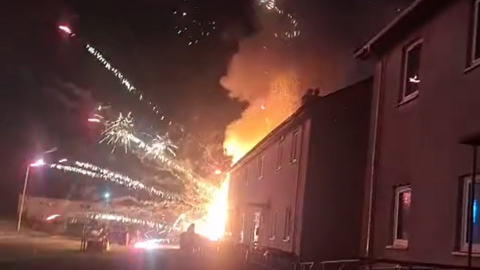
0,232,244,270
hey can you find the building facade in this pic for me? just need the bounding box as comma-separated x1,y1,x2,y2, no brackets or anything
356,0,480,265
227,79,372,262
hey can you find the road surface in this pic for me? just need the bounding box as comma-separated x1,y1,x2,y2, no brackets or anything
0,232,245,270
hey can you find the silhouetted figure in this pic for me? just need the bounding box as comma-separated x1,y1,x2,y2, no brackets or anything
301,89,316,105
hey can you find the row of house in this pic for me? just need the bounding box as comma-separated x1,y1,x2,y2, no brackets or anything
226,0,480,267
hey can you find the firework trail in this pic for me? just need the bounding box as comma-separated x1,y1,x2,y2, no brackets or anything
50,161,177,200
58,25,180,126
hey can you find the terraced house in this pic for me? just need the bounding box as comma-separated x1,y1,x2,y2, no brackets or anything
356,0,480,266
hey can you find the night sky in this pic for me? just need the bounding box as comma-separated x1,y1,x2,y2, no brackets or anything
0,0,412,216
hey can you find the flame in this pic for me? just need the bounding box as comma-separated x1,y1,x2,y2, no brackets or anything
193,73,300,242
195,176,230,241
224,72,301,162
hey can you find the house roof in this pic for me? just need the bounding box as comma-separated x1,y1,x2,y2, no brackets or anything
354,0,456,59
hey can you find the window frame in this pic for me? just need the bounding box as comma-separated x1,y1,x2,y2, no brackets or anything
283,206,292,242
240,213,246,243
460,176,480,252
471,0,480,65
290,130,300,163
277,137,284,170
258,155,265,180
392,185,411,248
400,39,422,103
270,210,278,240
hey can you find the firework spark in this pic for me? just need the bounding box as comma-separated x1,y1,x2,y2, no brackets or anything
258,0,300,40
143,135,178,159
100,112,135,153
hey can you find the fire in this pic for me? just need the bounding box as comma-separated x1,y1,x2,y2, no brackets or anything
193,73,300,241
224,72,301,162
195,176,230,241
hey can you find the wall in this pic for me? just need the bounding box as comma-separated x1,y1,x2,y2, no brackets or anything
300,79,372,262
228,111,312,255
368,0,480,265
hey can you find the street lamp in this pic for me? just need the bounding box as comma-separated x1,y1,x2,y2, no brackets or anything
17,147,57,233
104,192,110,199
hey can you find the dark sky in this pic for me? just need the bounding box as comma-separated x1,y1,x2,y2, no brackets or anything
0,0,412,215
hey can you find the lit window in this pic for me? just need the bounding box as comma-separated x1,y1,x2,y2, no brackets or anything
393,186,411,247
258,155,265,179
270,210,278,240
277,138,284,170
401,40,422,101
291,130,300,163
471,0,480,63
283,207,292,241
253,212,261,243
461,177,480,251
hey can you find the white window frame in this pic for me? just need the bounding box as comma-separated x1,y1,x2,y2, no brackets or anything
258,155,265,179
461,176,480,252
471,0,480,64
270,210,278,240
393,186,411,247
277,137,284,170
290,130,300,163
401,39,422,103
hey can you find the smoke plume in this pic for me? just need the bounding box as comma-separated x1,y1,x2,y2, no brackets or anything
221,3,303,162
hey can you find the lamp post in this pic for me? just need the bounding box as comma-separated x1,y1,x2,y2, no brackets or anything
17,159,45,232
17,147,57,233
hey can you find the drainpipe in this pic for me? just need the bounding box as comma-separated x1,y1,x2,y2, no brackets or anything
292,121,306,258
365,58,386,258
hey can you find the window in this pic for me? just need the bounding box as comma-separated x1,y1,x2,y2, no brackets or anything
401,40,422,101
283,207,292,241
291,130,300,163
277,138,284,170
460,177,480,251
240,213,246,243
253,212,261,243
393,186,411,247
258,155,265,179
471,0,480,63
270,210,278,240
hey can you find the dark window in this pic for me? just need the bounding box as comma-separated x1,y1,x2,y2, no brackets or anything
402,40,422,100
393,186,411,247
291,130,299,163
471,0,480,62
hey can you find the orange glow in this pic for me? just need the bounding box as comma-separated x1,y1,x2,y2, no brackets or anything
224,72,301,162
195,73,300,242
195,176,230,241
